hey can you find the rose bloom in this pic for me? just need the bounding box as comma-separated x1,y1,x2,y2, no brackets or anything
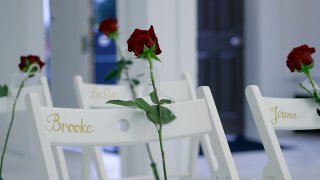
286,44,315,72
19,55,45,73
98,18,118,37
127,25,162,57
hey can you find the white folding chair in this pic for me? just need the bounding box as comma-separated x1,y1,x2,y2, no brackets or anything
245,85,320,180
26,86,239,180
0,76,69,180
73,74,219,179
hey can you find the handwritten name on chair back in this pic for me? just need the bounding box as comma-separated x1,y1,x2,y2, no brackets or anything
271,106,300,124
46,113,94,133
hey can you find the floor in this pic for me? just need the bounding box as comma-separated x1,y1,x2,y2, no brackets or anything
2,132,320,179
65,132,320,180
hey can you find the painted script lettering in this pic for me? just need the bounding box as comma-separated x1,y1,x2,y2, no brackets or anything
89,87,116,99
271,106,300,124
46,113,94,133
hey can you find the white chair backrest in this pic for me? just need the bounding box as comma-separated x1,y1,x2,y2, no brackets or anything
27,86,239,180
0,77,51,154
0,77,48,112
0,77,69,180
245,85,320,179
73,73,212,180
74,73,196,109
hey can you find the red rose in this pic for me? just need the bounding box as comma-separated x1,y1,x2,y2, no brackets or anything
19,55,45,73
98,18,118,37
127,25,162,57
286,44,315,72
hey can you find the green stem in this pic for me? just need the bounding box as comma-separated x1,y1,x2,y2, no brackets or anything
299,82,313,96
148,58,167,180
116,39,159,180
115,40,125,60
123,65,159,180
115,39,137,99
305,70,320,101
0,77,29,178
146,143,160,180
124,67,137,99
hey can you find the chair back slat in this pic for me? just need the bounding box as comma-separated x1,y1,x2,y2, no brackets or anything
0,84,45,112
74,75,133,108
35,98,212,146
73,74,196,109
245,85,296,179
28,86,240,180
0,77,69,180
263,97,320,130
74,74,223,180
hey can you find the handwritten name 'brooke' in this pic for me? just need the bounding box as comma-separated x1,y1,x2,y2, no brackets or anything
271,106,300,124
46,113,94,133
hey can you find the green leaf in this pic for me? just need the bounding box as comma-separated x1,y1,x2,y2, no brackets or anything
104,69,119,81
107,31,119,40
116,69,123,80
151,54,161,61
126,60,133,65
149,91,157,104
0,84,9,97
106,100,137,107
131,78,140,86
160,99,172,104
146,105,176,124
116,60,125,69
150,44,156,52
299,62,314,73
143,44,150,52
138,54,145,59
134,98,151,112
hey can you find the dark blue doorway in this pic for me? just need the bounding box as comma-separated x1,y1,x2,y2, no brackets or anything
93,0,117,84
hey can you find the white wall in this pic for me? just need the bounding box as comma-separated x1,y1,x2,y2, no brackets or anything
50,0,93,108
0,1,46,179
244,0,320,140
0,0,45,85
117,0,197,83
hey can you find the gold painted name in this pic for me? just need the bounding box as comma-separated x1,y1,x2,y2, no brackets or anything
46,113,94,133
89,87,116,99
271,106,300,124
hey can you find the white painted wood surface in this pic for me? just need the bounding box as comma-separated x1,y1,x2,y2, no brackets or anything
244,85,319,179
27,86,239,180
73,74,214,179
0,77,68,180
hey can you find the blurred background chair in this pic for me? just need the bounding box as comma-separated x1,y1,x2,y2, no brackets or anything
0,76,68,180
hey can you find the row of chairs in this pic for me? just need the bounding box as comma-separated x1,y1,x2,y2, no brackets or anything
1,74,311,179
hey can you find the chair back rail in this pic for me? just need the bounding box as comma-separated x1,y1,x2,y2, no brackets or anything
27,86,240,180
246,85,298,180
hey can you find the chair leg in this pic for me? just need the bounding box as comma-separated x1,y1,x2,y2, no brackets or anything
52,146,70,180
187,137,200,177
92,147,109,180
81,147,92,180
200,135,219,175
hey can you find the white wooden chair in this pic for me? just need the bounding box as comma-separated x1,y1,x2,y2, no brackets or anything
26,86,239,180
0,77,69,180
245,85,320,180
73,74,218,179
